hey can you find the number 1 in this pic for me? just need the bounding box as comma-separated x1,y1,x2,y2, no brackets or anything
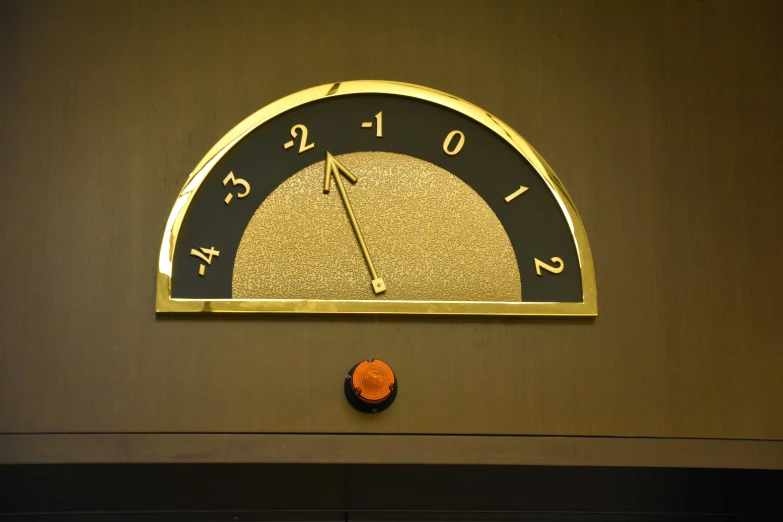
374,111,382,137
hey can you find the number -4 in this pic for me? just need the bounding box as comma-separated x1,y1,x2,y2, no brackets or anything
534,257,564,276
191,247,220,276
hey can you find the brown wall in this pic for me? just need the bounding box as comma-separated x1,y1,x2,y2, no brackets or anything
1,0,781,441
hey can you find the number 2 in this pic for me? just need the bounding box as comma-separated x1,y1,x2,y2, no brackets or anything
535,257,564,276
283,124,315,153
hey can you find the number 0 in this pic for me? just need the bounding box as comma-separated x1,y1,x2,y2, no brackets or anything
443,130,465,155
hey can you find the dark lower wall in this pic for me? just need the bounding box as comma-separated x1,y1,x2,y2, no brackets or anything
0,0,781,440
2,464,782,517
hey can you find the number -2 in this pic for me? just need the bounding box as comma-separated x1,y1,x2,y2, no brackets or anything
283,124,315,153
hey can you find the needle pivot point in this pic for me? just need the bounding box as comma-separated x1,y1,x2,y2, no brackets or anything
372,278,386,294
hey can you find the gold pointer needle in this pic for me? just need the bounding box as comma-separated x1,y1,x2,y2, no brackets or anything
324,152,386,294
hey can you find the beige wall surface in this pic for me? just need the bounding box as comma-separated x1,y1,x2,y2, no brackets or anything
1,0,781,439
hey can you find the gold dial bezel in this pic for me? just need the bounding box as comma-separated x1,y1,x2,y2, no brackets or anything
156,80,597,315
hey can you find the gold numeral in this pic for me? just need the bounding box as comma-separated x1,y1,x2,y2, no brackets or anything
222,171,250,205
191,246,220,276
443,130,465,155
504,185,529,203
361,111,382,137
535,257,564,276
283,124,315,153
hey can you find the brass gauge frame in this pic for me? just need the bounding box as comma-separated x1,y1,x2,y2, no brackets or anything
156,80,597,315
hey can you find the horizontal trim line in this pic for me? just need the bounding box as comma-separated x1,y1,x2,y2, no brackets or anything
1,431,782,442
1,433,782,469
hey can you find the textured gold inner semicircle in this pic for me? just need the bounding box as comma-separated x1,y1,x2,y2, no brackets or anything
232,152,521,302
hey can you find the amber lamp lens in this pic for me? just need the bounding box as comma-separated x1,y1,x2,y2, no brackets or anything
351,359,395,404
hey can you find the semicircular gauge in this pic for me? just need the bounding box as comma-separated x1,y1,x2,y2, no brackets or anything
156,81,596,315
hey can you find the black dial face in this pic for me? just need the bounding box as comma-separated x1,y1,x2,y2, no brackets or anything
159,82,595,315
